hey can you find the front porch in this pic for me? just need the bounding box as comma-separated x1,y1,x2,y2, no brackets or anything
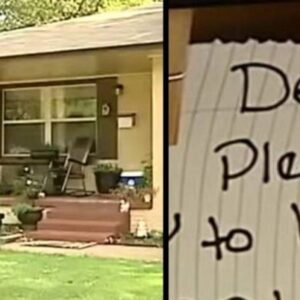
0,195,128,243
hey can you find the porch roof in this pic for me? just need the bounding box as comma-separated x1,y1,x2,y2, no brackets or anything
0,4,162,59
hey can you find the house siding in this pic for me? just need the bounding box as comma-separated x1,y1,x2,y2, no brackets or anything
0,47,162,233
131,56,163,232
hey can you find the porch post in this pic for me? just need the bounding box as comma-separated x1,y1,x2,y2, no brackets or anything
150,55,163,231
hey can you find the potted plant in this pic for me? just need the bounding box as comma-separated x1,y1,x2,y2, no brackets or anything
12,202,43,231
11,167,44,231
141,160,153,188
93,163,122,194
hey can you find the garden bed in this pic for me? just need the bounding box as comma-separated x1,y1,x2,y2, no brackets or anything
119,238,162,248
105,231,163,248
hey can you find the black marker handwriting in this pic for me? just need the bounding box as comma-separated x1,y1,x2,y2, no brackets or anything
169,213,181,241
231,62,290,113
215,139,300,192
273,290,281,300
291,203,300,240
226,290,281,300
202,217,253,260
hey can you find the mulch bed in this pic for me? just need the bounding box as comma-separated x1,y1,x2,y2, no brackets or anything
118,240,162,248
104,234,163,248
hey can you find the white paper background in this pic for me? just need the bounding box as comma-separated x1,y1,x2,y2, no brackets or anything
169,40,300,300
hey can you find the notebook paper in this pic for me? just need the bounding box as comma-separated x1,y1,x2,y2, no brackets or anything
169,40,300,300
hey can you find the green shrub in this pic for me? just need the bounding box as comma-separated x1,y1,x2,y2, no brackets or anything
12,203,34,219
93,163,122,173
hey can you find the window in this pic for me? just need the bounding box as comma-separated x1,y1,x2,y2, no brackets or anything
2,84,97,156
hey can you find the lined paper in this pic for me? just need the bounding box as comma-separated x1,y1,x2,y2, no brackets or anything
169,40,300,300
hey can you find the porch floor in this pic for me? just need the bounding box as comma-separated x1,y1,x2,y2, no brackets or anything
0,194,120,207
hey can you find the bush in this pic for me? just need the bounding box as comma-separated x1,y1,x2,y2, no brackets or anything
93,163,122,173
12,203,34,219
141,160,153,188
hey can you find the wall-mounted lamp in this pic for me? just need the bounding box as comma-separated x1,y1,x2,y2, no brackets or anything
115,84,124,96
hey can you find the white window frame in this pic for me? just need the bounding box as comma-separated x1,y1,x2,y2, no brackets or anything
2,83,97,157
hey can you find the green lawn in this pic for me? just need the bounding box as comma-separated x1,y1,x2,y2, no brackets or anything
0,251,162,300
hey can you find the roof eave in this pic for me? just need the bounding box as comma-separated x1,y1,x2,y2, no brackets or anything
0,41,163,61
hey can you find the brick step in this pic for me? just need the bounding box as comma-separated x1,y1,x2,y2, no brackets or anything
26,230,115,244
38,219,125,233
46,209,129,223
38,199,121,212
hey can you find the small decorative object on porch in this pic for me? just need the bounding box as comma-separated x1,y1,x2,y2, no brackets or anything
104,234,121,245
38,191,46,198
135,219,148,239
144,193,151,203
119,199,130,213
93,163,122,194
101,103,111,116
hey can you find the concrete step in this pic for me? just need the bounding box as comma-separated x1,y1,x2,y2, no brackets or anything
38,219,124,233
26,230,115,244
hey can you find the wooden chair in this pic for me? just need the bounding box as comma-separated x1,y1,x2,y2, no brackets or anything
50,137,94,196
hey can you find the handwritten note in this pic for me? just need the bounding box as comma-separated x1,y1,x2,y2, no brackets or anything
169,40,300,300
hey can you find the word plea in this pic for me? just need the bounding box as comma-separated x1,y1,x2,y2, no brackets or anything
215,139,300,191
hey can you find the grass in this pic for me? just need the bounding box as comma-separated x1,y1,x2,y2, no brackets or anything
0,251,162,300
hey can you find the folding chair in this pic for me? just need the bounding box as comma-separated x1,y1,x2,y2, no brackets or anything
51,137,94,196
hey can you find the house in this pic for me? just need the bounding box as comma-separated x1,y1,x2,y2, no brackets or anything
0,4,163,239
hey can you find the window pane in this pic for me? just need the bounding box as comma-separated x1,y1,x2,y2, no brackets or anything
51,85,97,119
4,124,45,154
52,122,95,153
4,89,42,120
